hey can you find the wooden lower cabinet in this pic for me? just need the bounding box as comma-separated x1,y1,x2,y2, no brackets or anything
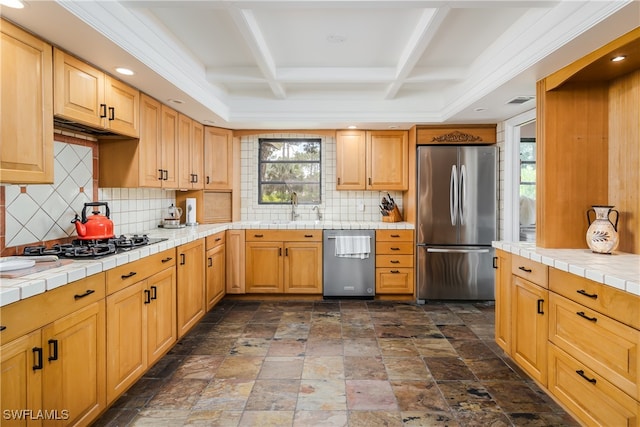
511,275,548,385
177,239,205,337
548,344,640,427
206,232,226,310
245,230,322,294
494,249,512,354
226,230,246,294
375,230,414,295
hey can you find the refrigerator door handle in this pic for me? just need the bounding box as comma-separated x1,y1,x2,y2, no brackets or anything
459,164,467,225
450,164,458,225
426,248,491,254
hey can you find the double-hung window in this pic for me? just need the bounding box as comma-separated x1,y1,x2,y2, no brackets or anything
258,138,321,204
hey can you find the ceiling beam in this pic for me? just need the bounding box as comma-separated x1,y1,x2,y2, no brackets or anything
384,7,450,99
228,8,287,99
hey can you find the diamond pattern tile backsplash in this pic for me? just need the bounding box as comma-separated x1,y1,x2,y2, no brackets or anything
4,140,175,248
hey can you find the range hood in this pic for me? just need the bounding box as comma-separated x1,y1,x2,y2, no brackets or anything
54,117,130,138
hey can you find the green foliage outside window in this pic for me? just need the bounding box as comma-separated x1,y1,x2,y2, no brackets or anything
259,138,321,204
520,138,536,200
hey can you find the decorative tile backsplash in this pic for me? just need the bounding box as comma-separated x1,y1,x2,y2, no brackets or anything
97,187,175,235
240,133,403,222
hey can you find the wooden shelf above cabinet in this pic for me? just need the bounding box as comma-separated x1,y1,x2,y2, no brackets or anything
416,125,496,145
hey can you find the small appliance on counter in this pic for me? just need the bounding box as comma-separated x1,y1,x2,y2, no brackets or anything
72,202,115,240
185,198,198,226
160,203,186,229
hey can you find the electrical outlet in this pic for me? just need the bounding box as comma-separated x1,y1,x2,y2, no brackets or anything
357,203,365,212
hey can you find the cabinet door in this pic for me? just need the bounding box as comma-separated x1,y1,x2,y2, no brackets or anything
161,105,179,189
42,301,106,427
177,240,205,338
139,94,163,188
375,268,414,294
284,242,322,294
105,76,139,137
191,121,205,190
1,330,42,427
177,113,193,189
147,268,177,366
1,20,53,184
494,250,512,354
226,230,246,294
53,48,104,129
106,282,146,404
512,276,548,385
203,126,233,190
336,130,366,190
245,242,283,293
206,244,226,310
366,130,408,190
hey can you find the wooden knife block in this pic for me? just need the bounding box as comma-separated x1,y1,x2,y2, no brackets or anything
382,206,403,222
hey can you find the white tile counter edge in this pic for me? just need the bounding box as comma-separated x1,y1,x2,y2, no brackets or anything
493,241,640,296
0,221,414,307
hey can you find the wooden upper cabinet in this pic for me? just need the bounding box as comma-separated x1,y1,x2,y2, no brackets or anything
367,130,408,190
204,126,233,190
336,130,367,189
336,130,408,191
54,48,139,137
178,115,204,190
138,94,163,188
161,105,179,188
1,19,54,184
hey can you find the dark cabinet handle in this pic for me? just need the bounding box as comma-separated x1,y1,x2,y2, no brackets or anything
337,177,341,185
161,257,173,263
33,347,43,371
254,234,264,238
158,169,164,180
304,234,314,238
576,370,597,384
144,289,151,304
279,247,282,256
150,286,157,300
368,177,372,185
390,270,400,274
518,266,532,273
577,289,598,299
493,256,498,269
390,260,400,264
390,247,400,251
121,272,137,279
215,237,222,242
163,170,169,181
536,299,544,314
208,257,213,267
390,234,400,238
0,326,7,332
74,289,95,299
108,106,115,121
193,174,198,183
180,253,186,265
99,103,107,118
285,248,289,256
48,339,58,362
576,311,597,322
206,176,210,184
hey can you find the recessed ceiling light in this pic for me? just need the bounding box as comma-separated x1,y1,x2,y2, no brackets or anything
611,55,626,62
115,67,134,76
388,125,398,129
167,98,184,105
474,107,487,112
347,125,357,129
327,34,346,43
0,0,25,9
203,120,216,125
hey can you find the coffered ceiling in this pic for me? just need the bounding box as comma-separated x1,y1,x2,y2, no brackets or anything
3,1,638,129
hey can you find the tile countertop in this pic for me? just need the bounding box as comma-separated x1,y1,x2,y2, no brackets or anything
0,221,414,307
493,241,640,297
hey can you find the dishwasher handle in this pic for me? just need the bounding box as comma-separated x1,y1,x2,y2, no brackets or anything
426,248,490,254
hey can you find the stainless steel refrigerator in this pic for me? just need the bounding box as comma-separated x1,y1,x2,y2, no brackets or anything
416,145,496,302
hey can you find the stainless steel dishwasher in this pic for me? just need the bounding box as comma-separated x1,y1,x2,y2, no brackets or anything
323,230,375,298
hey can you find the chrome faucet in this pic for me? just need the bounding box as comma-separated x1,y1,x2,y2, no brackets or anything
312,205,322,221
290,192,299,221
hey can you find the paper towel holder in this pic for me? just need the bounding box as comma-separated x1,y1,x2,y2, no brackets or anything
185,198,198,226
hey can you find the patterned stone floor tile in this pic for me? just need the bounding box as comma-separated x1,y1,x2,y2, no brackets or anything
346,379,398,410
390,380,449,412
347,410,403,427
245,379,300,411
297,379,347,411
259,356,304,379
293,410,348,427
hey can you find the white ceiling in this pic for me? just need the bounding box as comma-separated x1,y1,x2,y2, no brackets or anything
3,1,639,129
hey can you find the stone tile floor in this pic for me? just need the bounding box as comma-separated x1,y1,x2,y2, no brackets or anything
92,299,579,426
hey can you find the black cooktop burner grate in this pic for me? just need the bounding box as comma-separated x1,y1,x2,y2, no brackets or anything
23,234,167,259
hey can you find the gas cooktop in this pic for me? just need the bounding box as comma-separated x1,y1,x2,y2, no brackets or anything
23,235,168,260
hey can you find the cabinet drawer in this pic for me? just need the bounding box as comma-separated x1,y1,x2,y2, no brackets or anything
106,249,176,295
0,273,106,344
376,255,413,268
245,230,321,242
548,344,640,427
511,255,548,288
550,268,640,330
206,231,225,249
549,292,640,399
376,241,413,255
375,268,414,294
376,230,413,242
